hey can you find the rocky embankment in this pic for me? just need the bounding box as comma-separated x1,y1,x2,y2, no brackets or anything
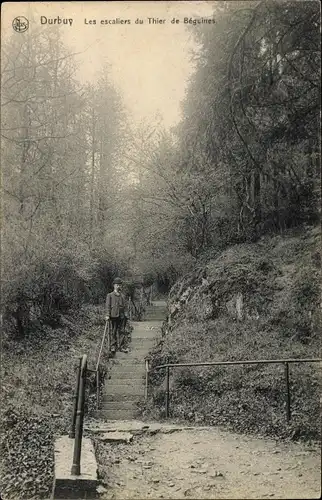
144,226,321,441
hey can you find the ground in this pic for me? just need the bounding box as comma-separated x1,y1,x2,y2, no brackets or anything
94,424,321,500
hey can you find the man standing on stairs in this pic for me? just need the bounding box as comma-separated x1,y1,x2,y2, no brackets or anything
105,277,127,353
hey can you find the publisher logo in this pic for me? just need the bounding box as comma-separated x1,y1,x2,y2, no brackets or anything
12,16,29,33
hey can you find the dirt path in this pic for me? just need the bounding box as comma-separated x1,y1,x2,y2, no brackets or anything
94,424,320,499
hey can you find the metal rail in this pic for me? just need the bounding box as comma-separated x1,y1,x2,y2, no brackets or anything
148,357,322,421
95,319,110,410
154,358,322,369
94,314,130,410
71,354,87,476
69,356,82,438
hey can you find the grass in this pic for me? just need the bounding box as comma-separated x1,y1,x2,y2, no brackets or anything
143,226,321,442
0,305,113,499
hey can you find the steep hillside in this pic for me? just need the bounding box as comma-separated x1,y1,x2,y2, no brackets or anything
0,306,130,499
145,226,321,441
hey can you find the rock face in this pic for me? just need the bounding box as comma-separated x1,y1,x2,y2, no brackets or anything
166,248,277,328
168,269,245,328
162,227,321,361
146,228,320,441
226,292,244,320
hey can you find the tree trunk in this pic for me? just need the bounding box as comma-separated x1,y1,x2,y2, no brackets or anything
253,170,261,237
89,107,96,248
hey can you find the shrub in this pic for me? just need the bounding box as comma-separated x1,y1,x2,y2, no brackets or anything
144,227,321,441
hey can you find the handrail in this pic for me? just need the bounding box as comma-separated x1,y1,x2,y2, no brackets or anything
69,356,82,438
147,357,322,421
94,312,131,410
94,297,146,410
145,358,149,401
95,319,110,410
153,358,322,369
71,354,87,476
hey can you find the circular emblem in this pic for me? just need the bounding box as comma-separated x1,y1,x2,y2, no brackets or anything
12,16,29,33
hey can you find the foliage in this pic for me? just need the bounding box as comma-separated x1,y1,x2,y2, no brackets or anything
0,305,116,499
144,227,321,441
178,0,320,243
0,406,56,499
122,1,320,281
1,25,130,335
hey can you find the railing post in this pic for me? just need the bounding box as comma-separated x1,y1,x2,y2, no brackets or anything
107,320,111,353
69,357,82,438
96,369,100,411
165,359,170,419
71,355,87,476
95,319,110,410
145,359,149,401
96,320,108,372
284,362,291,422
128,298,132,321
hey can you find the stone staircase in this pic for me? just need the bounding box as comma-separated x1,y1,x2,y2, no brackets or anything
97,301,167,420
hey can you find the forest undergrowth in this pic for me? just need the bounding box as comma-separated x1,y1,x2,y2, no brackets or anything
143,226,321,443
0,305,115,499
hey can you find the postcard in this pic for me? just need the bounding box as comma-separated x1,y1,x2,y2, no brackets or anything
1,2,320,499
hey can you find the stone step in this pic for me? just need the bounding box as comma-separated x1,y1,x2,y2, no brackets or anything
104,382,144,391
144,313,166,319
107,375,145,383
101,400,139,411
130,335,158,339
99,309,165,417
148,304,166,308
102,392,144,402
145,308,166,313
106,380,144,387
131,320,163,325
144,318,165,323
107,372,144,380
113,360,146,366
130,340,156,347
108,364,144,371
116,353,150,361
112,359,145,366
112,363,145,370
104,387,144,397
120,347,153,354
145,306,167,312
104,379,144,388
123,350,154,357
95,409,139,420
131,334,160,341
109,365,144,373
145,307,167,312
131,331,161,340
131,335,157,341
112,359,144,366
108,374,144,382
130,345,155,351
120,346,151,351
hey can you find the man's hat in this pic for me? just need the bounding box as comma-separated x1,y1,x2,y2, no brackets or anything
113,277,122,285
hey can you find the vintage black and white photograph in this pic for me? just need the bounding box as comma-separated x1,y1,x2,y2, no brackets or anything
1,1,321,499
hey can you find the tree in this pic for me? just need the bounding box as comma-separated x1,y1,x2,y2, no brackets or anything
121,0,320,285
176,0,320,243
1,26,129,334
